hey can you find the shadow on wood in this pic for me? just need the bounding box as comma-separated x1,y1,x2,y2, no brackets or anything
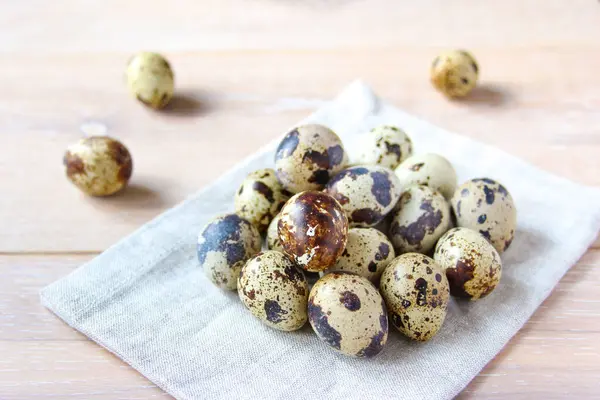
161,90,214,117
460,84,513,107
88,183,168,210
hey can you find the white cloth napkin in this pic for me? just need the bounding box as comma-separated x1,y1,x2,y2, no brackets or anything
41,81,600,400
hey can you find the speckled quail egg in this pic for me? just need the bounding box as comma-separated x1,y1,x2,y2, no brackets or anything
452,178,517,253
126,52,174,109
274,124,348,193
434,227,502,300
324,165,402,227
308,272,388,357
395,153,457,199
63,136,133,196
430,50,479,98
266,213,283,252
238,251,309,331
278,191,348,272
234,168,290,232
389,185,452,255
322,228,395,282
380,253,450,341
197,214,262,290
355,125,413,170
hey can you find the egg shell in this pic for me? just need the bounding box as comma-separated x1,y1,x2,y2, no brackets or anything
274,124,348,194
322,228,395,282
266,213,284,252
430,50,479,98
278,191,348,272
324,165,402,227
308,272,388,357
126,52,174,109
434,227,502,300
238,251,309,331
380,253,450,341
197,214,262,290
63,136,133,196
355,125,413,170
389,185,452,254
394,153,457,199
234,168,290,232
451,178,517,253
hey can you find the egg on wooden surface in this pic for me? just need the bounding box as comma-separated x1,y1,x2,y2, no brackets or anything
430,49,479,98
354,125,413,170
394,153,457,199
126,52,174,109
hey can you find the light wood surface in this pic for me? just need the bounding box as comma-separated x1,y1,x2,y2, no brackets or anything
2,1,599,398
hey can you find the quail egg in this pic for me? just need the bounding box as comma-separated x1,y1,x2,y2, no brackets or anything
197,214,262,290
325,165,402,227
380,253,450,341
430,50,479,98
394,153,457,199
308,272,388,357
266,213,283,252
278,191,348,272
322,228,395,282
234,168,290,232
126,52,174,109
274,124,348,193
434,227,502,300
389,185,452,254
452,178,517,253
238,251,309,331
63,136,133,196
355,125,413,170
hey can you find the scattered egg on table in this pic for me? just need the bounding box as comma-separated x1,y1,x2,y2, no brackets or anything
322,227,395,283
126,52,174,109
278,191,348,272
355,125,413,170
394,153,457,199
308,272,388,357
324,165,402,227
266,213,283,252
434,227,502,300
238,250,309,331
274,124,348,193
63,136,133,196
380,253,450,341
451,178,517,253
389,185,452,254
430,49,479,98
234,168,290,232
197,214,262,290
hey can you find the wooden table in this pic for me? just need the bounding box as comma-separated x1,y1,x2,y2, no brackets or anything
2,1,599,398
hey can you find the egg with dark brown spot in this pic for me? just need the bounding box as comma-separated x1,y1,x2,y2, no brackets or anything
355,125,413,170
395,153,457,199
278,191,348,272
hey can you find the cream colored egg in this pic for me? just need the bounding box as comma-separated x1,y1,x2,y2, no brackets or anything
394,153,457,199
430,50,479,98
380,253,450,341
126,52,174,109
266,213,283,252
355,125,413,170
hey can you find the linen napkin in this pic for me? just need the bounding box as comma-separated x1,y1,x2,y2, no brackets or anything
41,81,600,400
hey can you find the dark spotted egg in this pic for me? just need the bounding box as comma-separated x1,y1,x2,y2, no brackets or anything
389,185,452,254
278,191,348,272
380,253,450,341
451,178,517,253
322,227,395,283
324,165,402,227
308,272,388,357
238,251,309,331
274,124,348,194
266,213,283,252
434,227,502,300
394,153,457,199
355,125,413,170
197,214,262,290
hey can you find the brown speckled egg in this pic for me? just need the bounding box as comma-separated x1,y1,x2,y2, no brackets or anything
322,228,395,282
234,168,290,232
63,136,133,196
197,214,262,290
278,191,348,272
324,165,402,227
308,272,388,357
238,251,309,331
126,52,174,109
274,124,348,193
380,253,450,341
394,153,457,199
434,227,502,300
451,178,517,253
266,213,283,252
355,125,413,170
389,185,452,254
431,50,479,98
